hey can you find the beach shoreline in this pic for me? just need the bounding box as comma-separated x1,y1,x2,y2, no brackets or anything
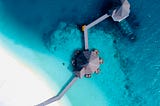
0,33,71,106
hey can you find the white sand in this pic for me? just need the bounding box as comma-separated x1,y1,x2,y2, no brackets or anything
0,34,70,106
0,4,71,105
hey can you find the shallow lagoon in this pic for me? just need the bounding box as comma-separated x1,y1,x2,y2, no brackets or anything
0,0,160,106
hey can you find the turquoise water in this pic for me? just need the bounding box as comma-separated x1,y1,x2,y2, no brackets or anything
0,0,160,106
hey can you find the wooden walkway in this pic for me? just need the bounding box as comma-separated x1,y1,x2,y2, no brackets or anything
36,0,130,105
83,14,110,50
36,77,78,106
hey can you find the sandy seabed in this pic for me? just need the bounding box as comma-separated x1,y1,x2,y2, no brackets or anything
0,34,70,106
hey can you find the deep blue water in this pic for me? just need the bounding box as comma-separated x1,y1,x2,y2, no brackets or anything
0,0,160,106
